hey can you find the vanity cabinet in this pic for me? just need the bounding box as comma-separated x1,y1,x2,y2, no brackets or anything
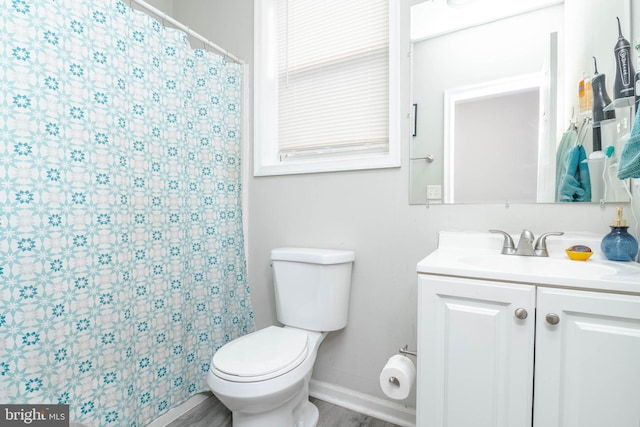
417,274,640,427
533,287,640,427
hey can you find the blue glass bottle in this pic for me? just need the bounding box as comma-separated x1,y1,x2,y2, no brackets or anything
601,208,638,261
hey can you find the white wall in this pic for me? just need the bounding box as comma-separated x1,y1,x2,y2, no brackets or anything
144,0,639,412
564,0,631,125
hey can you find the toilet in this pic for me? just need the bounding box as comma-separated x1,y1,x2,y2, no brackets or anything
207,247,355,427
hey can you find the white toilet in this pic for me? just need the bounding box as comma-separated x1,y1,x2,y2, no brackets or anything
206,247,355,427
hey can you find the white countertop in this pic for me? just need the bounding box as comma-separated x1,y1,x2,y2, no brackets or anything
417,231,640,294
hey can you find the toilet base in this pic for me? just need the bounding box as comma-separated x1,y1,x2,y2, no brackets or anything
298,401,319,427
230,386,318,427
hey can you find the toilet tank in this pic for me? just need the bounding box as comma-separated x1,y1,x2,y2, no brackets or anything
271,248,355,332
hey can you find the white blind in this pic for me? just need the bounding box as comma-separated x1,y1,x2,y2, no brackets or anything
277,0,389,158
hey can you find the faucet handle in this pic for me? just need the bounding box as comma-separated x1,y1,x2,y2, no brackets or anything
534,232,564,257
489,229,515,254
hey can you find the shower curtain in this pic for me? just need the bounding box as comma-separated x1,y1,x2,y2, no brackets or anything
0,0,254,425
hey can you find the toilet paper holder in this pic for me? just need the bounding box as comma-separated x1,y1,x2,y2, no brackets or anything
398,344,417,358
388,345,417,386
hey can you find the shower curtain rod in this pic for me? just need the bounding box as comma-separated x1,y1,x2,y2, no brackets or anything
130,0,245,65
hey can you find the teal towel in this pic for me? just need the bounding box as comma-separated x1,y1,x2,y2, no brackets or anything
617,106,640,179
559,145,591,202
555,125,577,202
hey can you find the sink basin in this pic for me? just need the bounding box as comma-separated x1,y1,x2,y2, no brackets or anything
456,254,618,279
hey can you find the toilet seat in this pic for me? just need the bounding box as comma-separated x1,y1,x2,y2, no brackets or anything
211,326,309,382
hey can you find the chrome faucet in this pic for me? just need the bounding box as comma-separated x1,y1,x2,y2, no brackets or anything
489,229,564,257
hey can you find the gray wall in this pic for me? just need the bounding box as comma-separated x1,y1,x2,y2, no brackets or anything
134,0,172,17
146,0,639,409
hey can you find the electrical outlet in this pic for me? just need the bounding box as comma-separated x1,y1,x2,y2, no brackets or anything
427,185,442,200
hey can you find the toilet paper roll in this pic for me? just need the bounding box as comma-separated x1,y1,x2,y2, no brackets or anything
379,354,416,400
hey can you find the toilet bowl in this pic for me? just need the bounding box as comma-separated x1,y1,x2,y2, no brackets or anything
206,247,355,427
207,326,326,427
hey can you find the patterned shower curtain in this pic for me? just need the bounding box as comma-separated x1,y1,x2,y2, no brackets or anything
0,0,254,425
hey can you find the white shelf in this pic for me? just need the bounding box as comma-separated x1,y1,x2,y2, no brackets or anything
604,96,635,111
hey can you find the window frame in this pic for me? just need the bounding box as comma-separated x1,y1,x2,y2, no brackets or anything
253,0,401,176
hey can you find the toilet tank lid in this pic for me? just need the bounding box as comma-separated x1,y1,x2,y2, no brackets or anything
271,247,355,264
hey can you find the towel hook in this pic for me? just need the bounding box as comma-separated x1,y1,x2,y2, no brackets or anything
410,154,434,162
575,116,591,146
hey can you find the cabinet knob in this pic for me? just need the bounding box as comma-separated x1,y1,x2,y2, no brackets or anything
514,308,528,320
545,313,560,325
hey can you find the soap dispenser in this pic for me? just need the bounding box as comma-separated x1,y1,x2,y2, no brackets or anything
601,207,638,261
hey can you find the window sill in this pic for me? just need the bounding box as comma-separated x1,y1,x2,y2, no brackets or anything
253,151,401,176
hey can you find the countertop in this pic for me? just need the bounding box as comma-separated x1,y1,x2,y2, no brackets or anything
417,231,640,294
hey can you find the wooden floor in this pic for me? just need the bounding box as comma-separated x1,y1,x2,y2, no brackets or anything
166,393,400,427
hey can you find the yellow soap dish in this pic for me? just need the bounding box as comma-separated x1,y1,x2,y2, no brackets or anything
565,245,593,261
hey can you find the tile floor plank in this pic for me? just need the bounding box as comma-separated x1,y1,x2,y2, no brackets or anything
166,395,231,427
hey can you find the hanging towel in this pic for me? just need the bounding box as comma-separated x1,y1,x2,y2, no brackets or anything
558,145,591,202
555,124,578,202
617,106,640,179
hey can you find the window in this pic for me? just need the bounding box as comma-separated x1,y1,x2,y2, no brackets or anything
254,0,400,176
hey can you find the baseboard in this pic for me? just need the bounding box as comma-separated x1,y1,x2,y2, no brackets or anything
145,381,416,426
146,392,212,427
309,379,416,427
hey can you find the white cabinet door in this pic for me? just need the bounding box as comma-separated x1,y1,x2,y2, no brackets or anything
534,288,640,427
417,275,536,427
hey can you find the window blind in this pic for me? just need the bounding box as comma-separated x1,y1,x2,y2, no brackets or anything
276,0,390,159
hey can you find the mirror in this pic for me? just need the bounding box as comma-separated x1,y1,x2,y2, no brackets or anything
409,0,633,204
